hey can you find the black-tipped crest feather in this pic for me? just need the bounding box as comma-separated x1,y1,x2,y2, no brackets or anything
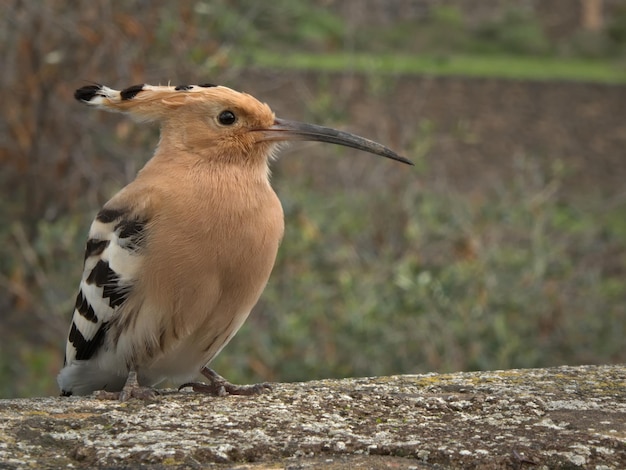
120,84,145,100
74,85,102,102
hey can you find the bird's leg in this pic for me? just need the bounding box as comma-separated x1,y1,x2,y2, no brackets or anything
179,366,272,396
119,370,159,401
94,370,159,402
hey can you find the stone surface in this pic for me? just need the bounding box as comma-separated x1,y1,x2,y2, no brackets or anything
0,365,624,469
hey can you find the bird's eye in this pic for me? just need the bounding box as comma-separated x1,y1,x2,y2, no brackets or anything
218,110,236,126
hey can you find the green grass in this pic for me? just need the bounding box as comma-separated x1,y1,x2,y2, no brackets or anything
235,51,626,84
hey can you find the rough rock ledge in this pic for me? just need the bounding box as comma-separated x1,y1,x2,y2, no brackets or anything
0,364,624,469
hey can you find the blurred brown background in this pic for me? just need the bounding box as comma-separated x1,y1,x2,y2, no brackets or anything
1,0,625,398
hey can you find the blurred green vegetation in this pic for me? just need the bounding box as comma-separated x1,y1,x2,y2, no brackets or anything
212,150,626,384
1,1,625,398
235,51,626,84
228,2,626,82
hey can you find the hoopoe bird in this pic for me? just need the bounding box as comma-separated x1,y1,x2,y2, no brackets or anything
58,82,412,401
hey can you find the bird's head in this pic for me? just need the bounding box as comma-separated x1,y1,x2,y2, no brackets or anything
75,83,412,166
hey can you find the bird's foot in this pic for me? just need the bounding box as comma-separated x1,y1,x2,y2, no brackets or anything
94,387,158,401
179,381,271,396
178,367,271,397
93,370,159,402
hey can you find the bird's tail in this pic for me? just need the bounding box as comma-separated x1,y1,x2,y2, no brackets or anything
74,83,219,121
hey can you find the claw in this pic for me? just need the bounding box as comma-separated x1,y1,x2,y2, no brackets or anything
178,367,272,396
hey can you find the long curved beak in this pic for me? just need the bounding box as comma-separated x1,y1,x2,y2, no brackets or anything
255,118,413,165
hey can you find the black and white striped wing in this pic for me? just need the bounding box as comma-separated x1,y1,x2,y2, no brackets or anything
59,207,145,395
